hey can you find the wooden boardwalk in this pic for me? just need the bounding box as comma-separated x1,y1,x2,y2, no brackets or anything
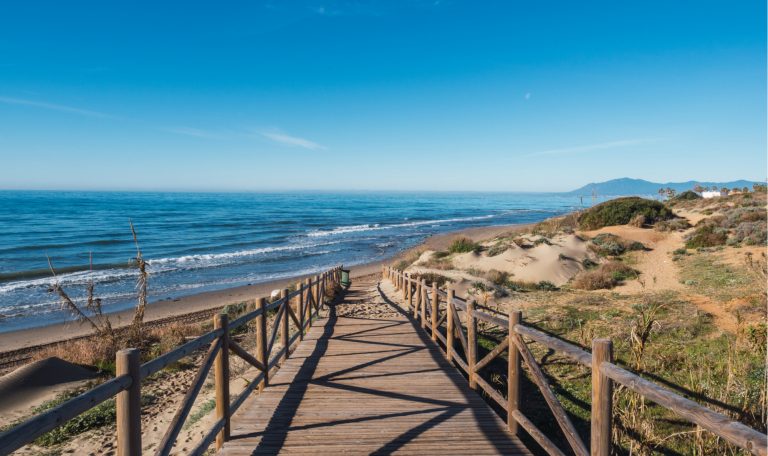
219,277,531,455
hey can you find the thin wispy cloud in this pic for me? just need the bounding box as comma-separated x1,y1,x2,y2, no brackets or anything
259,130,326,150
0,96,112,118
525,138,658,157
162,127,227,139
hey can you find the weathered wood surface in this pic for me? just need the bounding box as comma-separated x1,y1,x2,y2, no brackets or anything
219,277,530,455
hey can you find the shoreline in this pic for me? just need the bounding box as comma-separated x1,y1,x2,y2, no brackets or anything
0,222,531,353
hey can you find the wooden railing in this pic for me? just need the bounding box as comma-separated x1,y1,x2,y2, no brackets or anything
383,266,767,456
0,266,343,456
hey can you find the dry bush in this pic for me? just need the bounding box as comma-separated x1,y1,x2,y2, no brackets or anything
532,212,580,236
392,248,424,270
148,323,202,356
34,337,118,369
572,261,638,290
572,269,615,290
628,214,647,227
484,269,509,286
654,218,691,232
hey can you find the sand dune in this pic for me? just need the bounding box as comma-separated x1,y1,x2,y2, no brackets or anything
411,233,595,287
0,357,98,426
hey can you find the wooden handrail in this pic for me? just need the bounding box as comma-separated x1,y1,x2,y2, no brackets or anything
0,265,343,456
384,266,767,456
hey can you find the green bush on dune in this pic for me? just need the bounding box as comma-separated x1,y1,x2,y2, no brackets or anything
448,237,481,254
578,197,674,230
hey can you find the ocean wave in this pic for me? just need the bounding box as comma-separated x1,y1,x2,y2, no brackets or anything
0,240,344,294
306,214,498,237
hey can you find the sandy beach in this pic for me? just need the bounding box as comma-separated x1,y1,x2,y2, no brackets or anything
0,223,527,354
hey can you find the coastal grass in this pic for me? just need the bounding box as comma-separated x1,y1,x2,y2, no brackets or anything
474,289,765,455
448,237,482,254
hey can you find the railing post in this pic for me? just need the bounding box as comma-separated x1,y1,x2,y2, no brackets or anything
467,299,477,390
431,282,438,341
591,339,613,456
255,297,268,390
296,281,304,340
305,277,313,323
446,285,454,362
403,273,409,301
281,288,290,360
508,311,521,434
116,348,141,456
315,275,321,310
420,279,427,329
214,314,231,450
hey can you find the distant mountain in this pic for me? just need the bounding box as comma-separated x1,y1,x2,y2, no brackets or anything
567,178,763,196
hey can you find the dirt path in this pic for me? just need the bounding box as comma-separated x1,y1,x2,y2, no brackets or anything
687,295,740,333
581,225,685,293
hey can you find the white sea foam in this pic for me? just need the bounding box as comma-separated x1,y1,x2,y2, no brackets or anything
306,214,498,237
0,240,344,294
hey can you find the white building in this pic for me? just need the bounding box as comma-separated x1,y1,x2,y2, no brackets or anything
702,190,723,199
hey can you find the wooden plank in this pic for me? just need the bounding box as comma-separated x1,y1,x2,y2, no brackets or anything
220,276,531,456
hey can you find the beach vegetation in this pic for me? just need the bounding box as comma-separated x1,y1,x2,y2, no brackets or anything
532,212,580,236
572,261,638,289
409,272,453,288
589,233,646,257
448,237,482,254
27,390,156,447
654,217,691,232
578,197,674,230
486,243,508,257
674,190,702,201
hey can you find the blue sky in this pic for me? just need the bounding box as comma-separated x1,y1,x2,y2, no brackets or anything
0,0,765,192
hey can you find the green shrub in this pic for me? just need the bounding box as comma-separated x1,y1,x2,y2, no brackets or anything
578,197,674,230
448,237,481,254
602,261,638,281
655,218,691,232
32,392,156,446
590,233,646,256
627,241,646,251
486,243,508,257
536,281,558,291
685,225,728,248
674,190,702,201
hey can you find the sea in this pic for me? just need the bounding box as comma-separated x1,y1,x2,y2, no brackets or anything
0,191,594,333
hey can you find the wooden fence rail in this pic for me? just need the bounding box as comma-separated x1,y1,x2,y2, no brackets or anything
383,266,767,456
0,266,343,456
